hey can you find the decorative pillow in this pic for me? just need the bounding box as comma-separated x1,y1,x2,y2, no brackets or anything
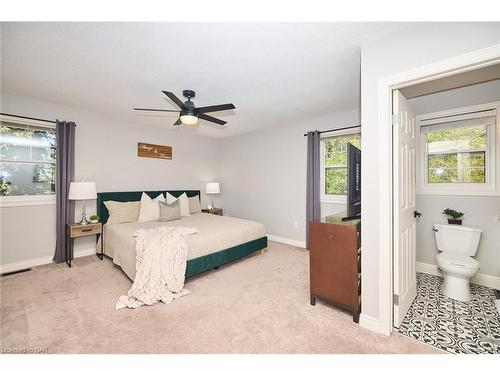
159,200,181,222
138,192,165,222
104,200,140,224
166,192,190,217
188,195,201,214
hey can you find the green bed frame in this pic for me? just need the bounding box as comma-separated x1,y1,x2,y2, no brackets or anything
96,190,267,279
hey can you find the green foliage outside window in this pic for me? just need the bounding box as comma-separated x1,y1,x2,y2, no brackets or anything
426,125,487,184
324,133,361,196
0,122,56,196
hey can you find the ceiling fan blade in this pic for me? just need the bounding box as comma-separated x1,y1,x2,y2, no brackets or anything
133,108,179,112
173,118,182,126
162,91,185,109
199,113,227,126
196,103,235,114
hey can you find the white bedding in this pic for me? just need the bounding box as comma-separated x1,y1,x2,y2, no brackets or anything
116,226,196,310
102,213,266,280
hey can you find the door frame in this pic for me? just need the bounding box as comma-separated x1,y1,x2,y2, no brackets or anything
377,44,500,336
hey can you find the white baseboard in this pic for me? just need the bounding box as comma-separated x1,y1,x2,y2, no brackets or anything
359,313,383,334
416,261,500,290
267,234,306,249
0,247,97,274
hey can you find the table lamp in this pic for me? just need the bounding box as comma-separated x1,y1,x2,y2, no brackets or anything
68,182,97,225
205,182,220,210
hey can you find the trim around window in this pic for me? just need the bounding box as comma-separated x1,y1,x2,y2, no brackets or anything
0,194,56,207
416,101,500,196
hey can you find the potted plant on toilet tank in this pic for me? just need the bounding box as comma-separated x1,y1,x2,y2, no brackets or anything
443,208,464,225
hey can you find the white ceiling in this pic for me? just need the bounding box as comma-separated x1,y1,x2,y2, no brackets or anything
1,22,410,138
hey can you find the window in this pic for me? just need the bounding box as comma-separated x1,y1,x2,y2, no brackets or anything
320,131,361,203
418,104,498,195
0,120,56,198
426,125,487,183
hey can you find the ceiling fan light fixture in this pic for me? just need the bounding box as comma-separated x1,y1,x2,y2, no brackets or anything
134,90,234,127
180,114,198,125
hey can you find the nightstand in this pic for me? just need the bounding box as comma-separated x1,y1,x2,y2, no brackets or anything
202,208,223,216
67,223,103,267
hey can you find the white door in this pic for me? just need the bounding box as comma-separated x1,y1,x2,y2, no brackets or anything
393,89,417,328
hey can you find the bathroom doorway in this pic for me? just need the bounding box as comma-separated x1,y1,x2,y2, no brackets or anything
391,66,500,353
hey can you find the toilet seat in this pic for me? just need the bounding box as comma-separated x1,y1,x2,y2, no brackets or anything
436,252,479,270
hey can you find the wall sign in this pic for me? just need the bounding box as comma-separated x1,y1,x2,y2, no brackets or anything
137,142,172,160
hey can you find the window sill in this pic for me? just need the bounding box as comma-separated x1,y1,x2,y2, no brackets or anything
417,189,500,197
321,197,347,204
0,195,56,208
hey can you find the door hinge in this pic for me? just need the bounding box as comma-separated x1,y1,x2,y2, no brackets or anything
392,113,398,127
393,294,399,306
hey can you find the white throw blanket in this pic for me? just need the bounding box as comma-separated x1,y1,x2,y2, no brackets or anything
116,226,197,310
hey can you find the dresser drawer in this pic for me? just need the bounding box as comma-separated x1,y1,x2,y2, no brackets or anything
69,224,101,238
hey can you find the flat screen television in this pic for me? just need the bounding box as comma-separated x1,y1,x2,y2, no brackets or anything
343,143,361,221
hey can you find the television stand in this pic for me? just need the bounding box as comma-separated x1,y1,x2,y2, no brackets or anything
342,214,360,222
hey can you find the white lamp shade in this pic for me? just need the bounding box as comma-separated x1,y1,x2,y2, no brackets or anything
205,182,220,194
68,182,97,200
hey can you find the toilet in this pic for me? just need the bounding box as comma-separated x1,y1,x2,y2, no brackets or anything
433,223,482,302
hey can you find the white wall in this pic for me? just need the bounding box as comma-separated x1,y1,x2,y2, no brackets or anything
408,79,500,278
361,23,500,323
1,94,220,268
218,109,359,244
409,78,500,115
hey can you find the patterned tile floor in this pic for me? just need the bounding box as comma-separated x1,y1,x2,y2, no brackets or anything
398,273,500,354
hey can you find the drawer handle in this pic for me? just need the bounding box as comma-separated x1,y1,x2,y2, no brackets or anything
81,229,93,232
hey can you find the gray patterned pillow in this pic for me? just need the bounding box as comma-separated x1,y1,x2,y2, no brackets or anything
159,200,181,222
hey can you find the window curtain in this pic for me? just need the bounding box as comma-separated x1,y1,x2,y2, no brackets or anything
306,130,321,249
53,121,76,264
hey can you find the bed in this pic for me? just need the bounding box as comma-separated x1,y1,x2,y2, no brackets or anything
97,190,267,280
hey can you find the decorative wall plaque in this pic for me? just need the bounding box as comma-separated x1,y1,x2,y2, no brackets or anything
137,142,172,160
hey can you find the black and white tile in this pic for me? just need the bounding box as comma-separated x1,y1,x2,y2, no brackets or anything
398,273,500,354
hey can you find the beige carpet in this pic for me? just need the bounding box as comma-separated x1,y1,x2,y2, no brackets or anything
0,241,440,354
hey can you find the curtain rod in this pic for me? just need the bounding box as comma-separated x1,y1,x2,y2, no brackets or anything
0,112,57,124
303,125,361,136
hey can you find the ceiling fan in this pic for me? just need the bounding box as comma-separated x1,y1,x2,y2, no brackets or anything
133,90,235,126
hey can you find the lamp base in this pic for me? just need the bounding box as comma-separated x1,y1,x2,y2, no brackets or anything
77,200,89,225
77,214,90,225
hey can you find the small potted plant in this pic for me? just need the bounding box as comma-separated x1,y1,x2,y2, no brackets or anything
443,208,464,225
89,215,99,224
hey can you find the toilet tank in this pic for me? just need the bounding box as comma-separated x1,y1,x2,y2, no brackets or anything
433,224,482,256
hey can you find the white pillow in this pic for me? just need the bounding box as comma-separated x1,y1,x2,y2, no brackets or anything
166,192,190,217
138,192,165,222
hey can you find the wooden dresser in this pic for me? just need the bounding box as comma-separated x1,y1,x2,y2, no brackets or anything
309,212,361,322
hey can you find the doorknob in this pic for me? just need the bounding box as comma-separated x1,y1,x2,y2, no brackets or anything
414,211,422,218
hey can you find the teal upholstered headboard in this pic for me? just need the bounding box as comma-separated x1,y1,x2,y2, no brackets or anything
97,190,201,224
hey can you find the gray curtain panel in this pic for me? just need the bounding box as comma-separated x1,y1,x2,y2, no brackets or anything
306,130,321,249
53,121,76,263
